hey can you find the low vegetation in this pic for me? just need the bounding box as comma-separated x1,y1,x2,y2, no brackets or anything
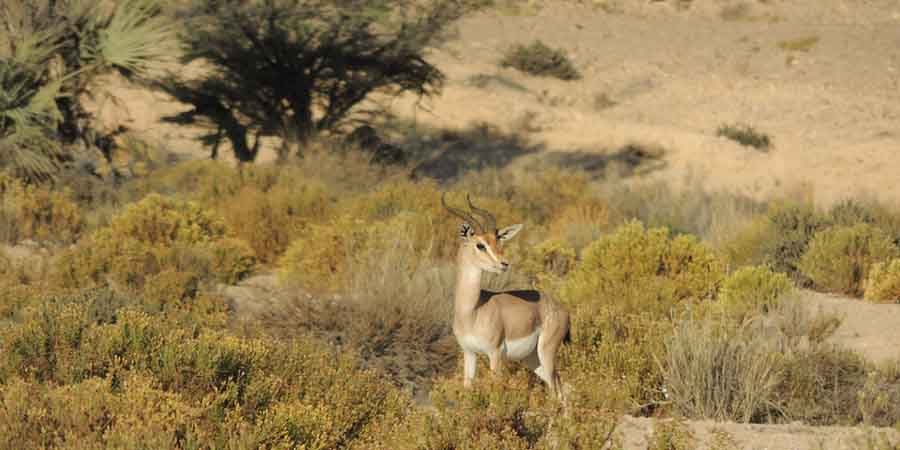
2,138,900,445
716,123,772,151
500,40,581,80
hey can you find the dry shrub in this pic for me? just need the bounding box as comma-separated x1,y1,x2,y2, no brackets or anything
519,238,576,285
777,346,869,425
647,419,696,450
661,318,782,423
546,197,609,251
215,180,332,263
375,375,620,450
277,214,380,291
601,178,764,244
269,233,458,396
865,258,900,303
799,224,899,297
0,174,83,244
0,287,408,449
55,194,256,291
500,40,581,80
716,265,793,323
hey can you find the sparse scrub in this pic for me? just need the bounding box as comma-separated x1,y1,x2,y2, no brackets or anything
777,346,870,425
661,317,783,423
751,201,829,285
864,258,900,303
500,40,581,80
376,375,621,450
648,419,696,450
0,175,84,244
799,223,898,297
778,36,820,52
717,123,772,151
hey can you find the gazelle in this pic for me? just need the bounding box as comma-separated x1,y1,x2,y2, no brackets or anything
442,193,571,400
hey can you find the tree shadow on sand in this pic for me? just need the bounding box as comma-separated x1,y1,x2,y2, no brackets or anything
402,122,668,182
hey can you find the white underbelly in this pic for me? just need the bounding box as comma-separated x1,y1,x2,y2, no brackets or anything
502,328,540,361
457,328,541,361
457,333,494,355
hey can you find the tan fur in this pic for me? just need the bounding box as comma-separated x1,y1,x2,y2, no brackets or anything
451,228,571,401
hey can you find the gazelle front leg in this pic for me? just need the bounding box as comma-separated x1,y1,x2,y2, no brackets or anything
488,350,503,376
463,351,477,388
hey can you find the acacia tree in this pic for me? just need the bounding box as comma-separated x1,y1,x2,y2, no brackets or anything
0,0,178,182
162,0,467,162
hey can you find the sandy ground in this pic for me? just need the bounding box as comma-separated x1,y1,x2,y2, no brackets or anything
78,0,900,447
389,0,900,208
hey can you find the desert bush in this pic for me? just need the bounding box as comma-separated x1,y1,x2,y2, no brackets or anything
0,176,83,244
55,194,255,290
545,197,609,251
563,221,723,316
865,258,900,303
164,0,462,160
716,123,771,151
856,362,900,428
204,237,258,285
777,346,869,425
1,321,407,448
560,221,723,410
519,238,577,285
500,40,581,80
217,182,332,263
799,223,899,297
828,198,900,247
647,419,696,450
751,201,829,286
717,265,793,323
661,318,783,423
376,375,621,450
601,177,764,245
268,232,458,396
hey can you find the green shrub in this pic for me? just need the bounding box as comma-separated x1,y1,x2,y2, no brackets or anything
560,221,723,410
716,123,771,151
799,224,898,297
717,265,794,323
500,40,581,80
722,200,843,283
865,258,900,303
828,198,900,247
205,237,258,285
563,220,723,316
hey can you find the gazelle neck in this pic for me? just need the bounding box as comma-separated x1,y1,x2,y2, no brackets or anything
454,258,483,323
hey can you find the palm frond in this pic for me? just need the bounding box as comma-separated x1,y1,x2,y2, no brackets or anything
97,0,179,78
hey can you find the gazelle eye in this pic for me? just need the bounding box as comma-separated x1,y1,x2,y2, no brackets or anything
476,243,486,251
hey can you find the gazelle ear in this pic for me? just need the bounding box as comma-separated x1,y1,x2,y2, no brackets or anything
459,223,474,240
497,224,523,241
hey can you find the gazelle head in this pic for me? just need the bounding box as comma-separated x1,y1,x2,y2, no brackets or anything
442,193,523,274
